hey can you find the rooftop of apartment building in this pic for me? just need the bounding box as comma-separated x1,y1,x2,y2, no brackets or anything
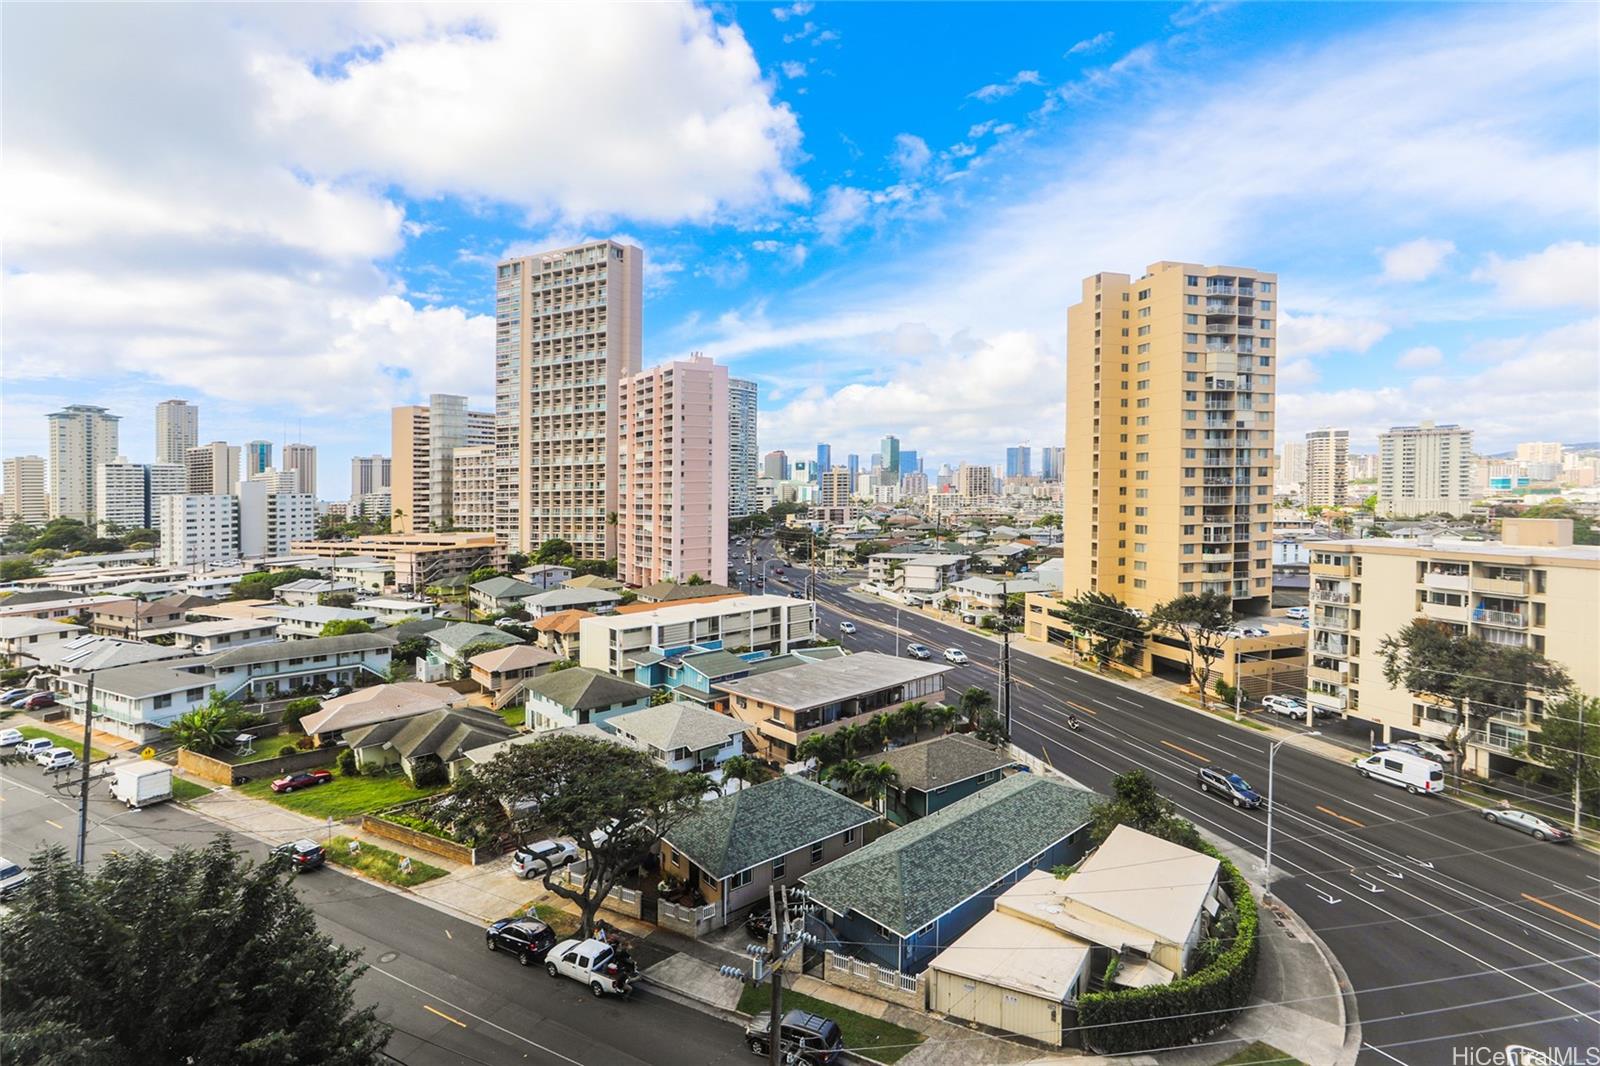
713,650,948,711
583,593,804,630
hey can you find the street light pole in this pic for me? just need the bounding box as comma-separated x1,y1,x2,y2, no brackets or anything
895,607,901,657
1264,730,1320,901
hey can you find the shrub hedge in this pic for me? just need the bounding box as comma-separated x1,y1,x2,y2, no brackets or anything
1075,844,1259,1054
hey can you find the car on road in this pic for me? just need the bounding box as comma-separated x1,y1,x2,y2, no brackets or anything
270,769,334,793
1356,750,1445,794
14,692,56,710
1197,766,1264,809
6,691,41,708
512,839,579,878
744,1009,846,1064
0,728,24,748
789,590,806,599
0,688,33,704
1376,739,1454,765
838,621,856,635
1261,694,1312,719
18,737,54,759
0,857,30,899
323,686,351,698
1482,807,1573,844
485,916,558,964
273,839,326,871
35,747,77,771
943,648,969,665
545,937,634,997
1285,606,1310,620
904,643,932,660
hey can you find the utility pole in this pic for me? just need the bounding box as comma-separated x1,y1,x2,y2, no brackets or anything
719,884,814,1066
809,531,818,603
999,580,1013,741
75,673,96,867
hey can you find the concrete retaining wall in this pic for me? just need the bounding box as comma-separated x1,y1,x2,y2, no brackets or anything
359,813,495,865
821,951,927,1010
177,745,336,786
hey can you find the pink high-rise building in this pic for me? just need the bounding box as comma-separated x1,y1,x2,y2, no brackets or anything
617,354,729,587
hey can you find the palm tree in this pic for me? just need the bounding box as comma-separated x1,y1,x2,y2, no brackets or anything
796,733,840,774
958,686,994,732
929,704,959,734
901,701,931,740
720,755,760,793
861,714,887,752
852,763,900,812
875,708,906,745
834,723,867,759
822,760,865,793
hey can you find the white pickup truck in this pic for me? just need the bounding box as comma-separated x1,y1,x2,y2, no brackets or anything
545,937,634,997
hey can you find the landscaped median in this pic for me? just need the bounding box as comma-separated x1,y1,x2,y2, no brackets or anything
239,772,446,820
1075,846,1260,1054
324,835,447,887
737,983,924,1065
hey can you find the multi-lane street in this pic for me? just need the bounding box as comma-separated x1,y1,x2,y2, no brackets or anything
751,542,1600,1066
0,762,747,1066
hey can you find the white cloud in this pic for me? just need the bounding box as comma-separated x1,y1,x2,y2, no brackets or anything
970,70,1048,102
780,60,808,79
948,143,978,159
1380,237,1456,281
771,1,813,22
1278,312,1391,356
1472,241,1600,308
890,134,932,177
815,186,871,244
1067,32,1114,56
1395,345,1445,369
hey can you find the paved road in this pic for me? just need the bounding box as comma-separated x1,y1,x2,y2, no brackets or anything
0,760,747,1066
752,541,1600,1066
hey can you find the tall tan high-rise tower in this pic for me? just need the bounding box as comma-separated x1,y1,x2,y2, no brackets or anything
1064,262,1277,614
48,404,120,522
155,400,198,465
1304,428,1349,509
496,241,643,557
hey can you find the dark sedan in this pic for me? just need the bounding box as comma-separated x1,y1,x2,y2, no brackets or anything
273,839,326,871
485,917,558,966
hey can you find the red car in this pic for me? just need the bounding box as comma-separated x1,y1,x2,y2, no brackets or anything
18,693,57,710
270,770,333,793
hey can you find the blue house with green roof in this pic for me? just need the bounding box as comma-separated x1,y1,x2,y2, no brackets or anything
800,773,1100,974
629,643,846,705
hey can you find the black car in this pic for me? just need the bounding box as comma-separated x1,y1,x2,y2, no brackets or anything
744,907,773,941
273,839,326,871
485,917,557,966
1197,767,1264,809
745,1009,845,1064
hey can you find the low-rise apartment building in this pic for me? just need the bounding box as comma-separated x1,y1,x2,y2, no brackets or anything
579,594,817,676
290,532,503,592
1305,519,1599,775
204,632,394,700
58,662,216,741
0,618,86,666
714,651,949,765
866,552,971,598
169,619,280,655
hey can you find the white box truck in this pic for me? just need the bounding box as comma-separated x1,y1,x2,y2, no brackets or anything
110,762,174,807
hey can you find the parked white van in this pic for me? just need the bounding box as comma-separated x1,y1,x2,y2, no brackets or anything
1356,750,1444,794
35,747,77,771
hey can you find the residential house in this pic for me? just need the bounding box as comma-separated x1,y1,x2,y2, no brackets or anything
714,651,950,765
424,621,524,678
205,632,394,700
355,597,435,623
604,700,748,775
579,594,818,677
469,644,562,709
946,576,1048,617
523,667,652,732
343,707,515,782
168,619,280,656
87,593,216,639
628,644,844,706
273,578,360,607
28,634,197,683
866,553,971,598
635,580,742,604
300,682,472,742
530,610,589,661
269,604,381,640
874,735,1017,825
1031,557,1065,591
660,776,879,929
925,911,1090,1049
524,586,622,619
802,774,1100,974
562,574,625,592
57,662,216,741
470,575,540,615
0,618,86,667
520,563,575,590
0,594,132,623
330,557,394,593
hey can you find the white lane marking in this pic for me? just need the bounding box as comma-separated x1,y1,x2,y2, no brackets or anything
1367,792,1420,812
1116,696,1140,706
370,966,586,1065
1090,698,1116,711
1211,733,1261,755
1336,797,1399,822
1362,1042,1411,1066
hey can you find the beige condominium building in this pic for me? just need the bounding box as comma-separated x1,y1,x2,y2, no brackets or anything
1064,262,1277,615
616,354,729,587
1377,420,1473,518
496,240,643,557
282,443,318,497
1305,519,1599,776
48,404,121,523
291,531,504,593
1303,428,1349,510
390,394,493,533
3,456,49,529
186,441,239,496
449,444,496,534
154,399,199,465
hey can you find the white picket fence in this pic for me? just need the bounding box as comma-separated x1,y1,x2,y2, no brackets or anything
658,899,720,938
824,950,923,1005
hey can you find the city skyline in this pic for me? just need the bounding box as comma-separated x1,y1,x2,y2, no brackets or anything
3,3,1595,497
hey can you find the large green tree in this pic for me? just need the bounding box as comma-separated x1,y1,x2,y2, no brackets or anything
452,734,708,936
1,841,388,1065
1150,592,1235,709
319,619,373,637
1511,693,1600,832
1059,590,1146,670
1378,619,1572,767
1088,770,1203,850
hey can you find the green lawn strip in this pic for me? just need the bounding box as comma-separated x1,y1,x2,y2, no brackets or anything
171,777,213,802
498,706,525,728
233,733,313,763
1217,1042,1306,1066
736,983,924,1064
325,835,447,887
237,773,446,819
17,725,108,762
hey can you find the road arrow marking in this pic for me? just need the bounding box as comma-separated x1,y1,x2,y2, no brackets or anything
1379,866,1405,880
1313,889,1342,905
1406,855,1435,869
1354,877,1385,894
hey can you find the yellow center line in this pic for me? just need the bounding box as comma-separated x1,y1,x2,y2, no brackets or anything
1315,805,1365,828
1160,739,1207,761
1066,700,1098,716
45,818,64,830
1521,893,1600,931
423,1004,468,1028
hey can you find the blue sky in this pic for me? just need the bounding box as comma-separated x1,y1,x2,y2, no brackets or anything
4,2,1597,497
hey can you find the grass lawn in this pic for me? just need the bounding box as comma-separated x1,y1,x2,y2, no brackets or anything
171,777,213,802
233,732,312,764
498,705,525,728
238,772,446,819
1218,1042,1306,1066
737,983,924,1065
325,835,447,887
17,725,108,762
